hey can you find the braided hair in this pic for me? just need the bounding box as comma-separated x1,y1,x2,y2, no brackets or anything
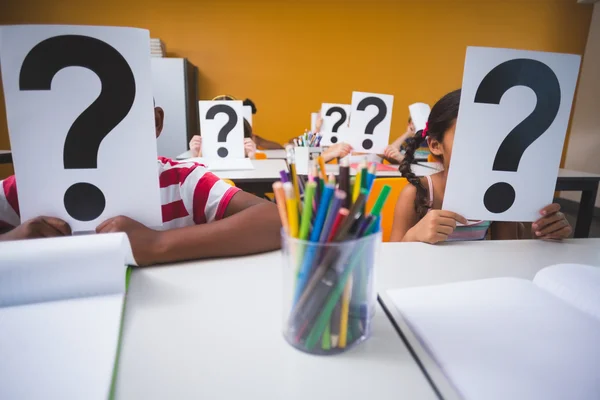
399,89,461,218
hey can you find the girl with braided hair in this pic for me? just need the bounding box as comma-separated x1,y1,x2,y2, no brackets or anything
390,89,572,243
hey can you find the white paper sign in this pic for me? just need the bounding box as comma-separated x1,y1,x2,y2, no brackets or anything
243,105,253,126
199,100,245,160
409,102,431,132
294,147,310,175
320,103,351,146
348,92,394,154
443,47,581,221
0,25,162,232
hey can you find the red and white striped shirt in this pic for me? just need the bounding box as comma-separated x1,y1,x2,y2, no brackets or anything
0,157,240,231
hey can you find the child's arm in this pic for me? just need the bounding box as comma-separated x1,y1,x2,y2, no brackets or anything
390,183,467,243
321,143,352,163
0,216,71,241
97,192,281,266
253,134,284,150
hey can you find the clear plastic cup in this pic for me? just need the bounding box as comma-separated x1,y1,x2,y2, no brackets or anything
282,230,380,355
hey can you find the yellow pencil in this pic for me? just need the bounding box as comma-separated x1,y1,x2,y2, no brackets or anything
338,275,353,348
352,169,362,203
283,182,299,238
289,162,302,214
272,182,289,235
317,155,327,179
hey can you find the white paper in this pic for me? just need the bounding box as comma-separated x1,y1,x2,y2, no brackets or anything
347,92,394,154
186,157,254,171
320,103,352,146
0,25,162,232
0,232,133,307
534,264,600,321
443,47,581,221
243,105,253,126
388,278,600,400
294,147,310,175
409,102,431,132
199,100,245,160
0,294,125,400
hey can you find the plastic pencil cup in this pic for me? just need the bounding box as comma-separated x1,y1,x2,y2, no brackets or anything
282,230,381,355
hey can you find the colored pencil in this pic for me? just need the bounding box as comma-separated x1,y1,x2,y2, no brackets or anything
338,156,350,208
352,169,362,203
338,275,353,348
289,162,302,214
319,190,346,242
327,208,349,242
279,170,289,183
299,182,317,240
283,182,299,238
272,182,289,235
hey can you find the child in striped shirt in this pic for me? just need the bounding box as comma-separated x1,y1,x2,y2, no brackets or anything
390,89,572,243
0,106,282,265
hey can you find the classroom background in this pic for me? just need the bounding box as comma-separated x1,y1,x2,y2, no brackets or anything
0,0,598,211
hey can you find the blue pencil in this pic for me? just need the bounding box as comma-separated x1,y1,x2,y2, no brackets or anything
319,190,346,242
293,184,335,303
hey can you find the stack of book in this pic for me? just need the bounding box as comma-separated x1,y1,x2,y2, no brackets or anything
150,38,166,57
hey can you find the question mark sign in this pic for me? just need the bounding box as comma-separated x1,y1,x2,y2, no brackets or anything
19,35,136,222
356,97,387,150
325,106,347,144
206,104,238,158
475,58,561,214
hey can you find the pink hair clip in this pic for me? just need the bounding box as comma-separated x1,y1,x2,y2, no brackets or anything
422,121,429,138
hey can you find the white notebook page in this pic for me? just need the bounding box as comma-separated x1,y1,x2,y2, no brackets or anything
0,294,125,400
534,264,600,320
0,233,134,307
388,277,600,400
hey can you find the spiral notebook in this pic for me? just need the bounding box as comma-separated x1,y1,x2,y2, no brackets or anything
388,264,600,400
0,233,135,400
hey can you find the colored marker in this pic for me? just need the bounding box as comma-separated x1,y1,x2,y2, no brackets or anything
298,182,317,240
283,182,299,238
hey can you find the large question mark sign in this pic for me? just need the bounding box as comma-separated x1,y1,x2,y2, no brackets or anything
325,106,347,144
356,97,387,150
19,35,136,221
475,58,561,214
206,104,238,158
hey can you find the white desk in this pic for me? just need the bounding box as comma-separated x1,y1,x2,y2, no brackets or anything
115,252,438,400
206,159,287,194
325,162,439,178
258,148,322,160
376,239,600,400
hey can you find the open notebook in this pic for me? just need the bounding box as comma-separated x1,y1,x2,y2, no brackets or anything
0,233,135,400
388,264,600,400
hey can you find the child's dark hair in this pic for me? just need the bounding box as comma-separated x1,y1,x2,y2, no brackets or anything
243,98,257,114
399,89,461,217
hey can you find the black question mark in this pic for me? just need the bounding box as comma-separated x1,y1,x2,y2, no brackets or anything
206,104,238,158
356,97,387,150
19,35,136,222
475,58,561,214
325,106,347,144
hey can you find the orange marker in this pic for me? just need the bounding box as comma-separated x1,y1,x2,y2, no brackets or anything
272,182,289,234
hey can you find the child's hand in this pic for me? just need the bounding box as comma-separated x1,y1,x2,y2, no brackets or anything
322,143,353,162
96,216,162,266
383,145,404,163
532,204,572,240
1,216,71,241
406,210,468,244
244,138,257,159
189,135,202,156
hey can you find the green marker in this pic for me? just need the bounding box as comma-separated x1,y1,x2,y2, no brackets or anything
370,185,391,218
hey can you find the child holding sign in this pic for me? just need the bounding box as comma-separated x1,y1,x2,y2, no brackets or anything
189,118,257,159
390,89,572,243
0,105,282,265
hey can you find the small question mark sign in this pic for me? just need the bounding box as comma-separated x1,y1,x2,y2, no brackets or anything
356,96,387,150
324,106,347,144
475,58,561,214
19,35,136,221
206,104,238,158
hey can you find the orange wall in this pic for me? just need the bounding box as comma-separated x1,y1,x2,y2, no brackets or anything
0,0,593,178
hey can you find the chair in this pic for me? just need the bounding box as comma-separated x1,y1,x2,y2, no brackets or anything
222,179,236,187
254,152,267,160
366,178,409,242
